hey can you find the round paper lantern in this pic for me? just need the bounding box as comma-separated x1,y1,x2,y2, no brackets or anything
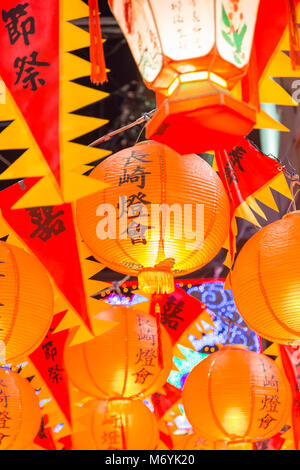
109,1,261,153
76,141,230,294
182,346,291,443
0,241,54,363
231,211,300,345
73,399,159,450
64,306,173,399
0,368,41,450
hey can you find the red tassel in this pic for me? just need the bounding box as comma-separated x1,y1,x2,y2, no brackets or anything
287,0,300,70
88,0,108,84
124,0,133,34
153,294,164,369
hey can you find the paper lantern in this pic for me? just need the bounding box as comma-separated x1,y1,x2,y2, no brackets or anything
0,241,54,363
231,211,300,345
109,0,260,153
73,399,159,450
64,306,173,399
182,346,291,443
0,368,41,450
174,433,253,450
76,141,230,294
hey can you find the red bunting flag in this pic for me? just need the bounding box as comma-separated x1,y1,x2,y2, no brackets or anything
279,345,300,450
34,414,58,450
30,310,72,426
0,0,60,184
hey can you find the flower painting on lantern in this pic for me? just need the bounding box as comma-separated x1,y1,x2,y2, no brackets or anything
218,0,260,68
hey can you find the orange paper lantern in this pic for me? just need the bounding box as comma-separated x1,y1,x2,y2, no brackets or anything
0,368,41,450
231,211,300,345
109,1,261,153
182,346,291,443
0,241,54,363
76,141,230,294
64,306,173,399
73,399,159,450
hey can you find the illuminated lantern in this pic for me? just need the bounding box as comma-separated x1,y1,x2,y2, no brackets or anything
231,211,300,345
0,241,53,363
76,141,230,294
64,306,173,399
73,399,159,450
109,0,260,153
182,346,291,443
0,368,41,450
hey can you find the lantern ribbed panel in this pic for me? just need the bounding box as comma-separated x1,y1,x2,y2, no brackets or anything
0,242,54,363
76,142,230,278
0,368,41,450
93,399,159,450
231,212,300,344
63,306,173,399
182,347,291,442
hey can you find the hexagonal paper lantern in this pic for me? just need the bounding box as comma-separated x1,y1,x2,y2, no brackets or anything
109,0,261,153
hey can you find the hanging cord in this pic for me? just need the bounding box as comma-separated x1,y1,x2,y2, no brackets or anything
88,109,156,147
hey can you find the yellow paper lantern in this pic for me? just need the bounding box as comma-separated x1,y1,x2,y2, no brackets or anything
76,141,230,294
182,346,291,443
0,241,54,363
64,306,173,399
231,211,300,344
0,368,41,450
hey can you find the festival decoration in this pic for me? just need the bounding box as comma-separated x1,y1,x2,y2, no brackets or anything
108,0,261,153
73,399,159,450
30,311,72,425
149,287,207,345
64,306,173,399
0,178,92,332
182,345,291,443
215,137,293,274
0,240,53,364
76,141,230,294
0,368,41,450
0,0,110,207
231,211,300,344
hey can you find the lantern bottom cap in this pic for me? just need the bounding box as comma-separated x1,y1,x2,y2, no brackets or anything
138,268,175,295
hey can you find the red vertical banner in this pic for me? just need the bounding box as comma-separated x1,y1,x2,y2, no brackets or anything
279,345,300,450
0,178,91,331
0,0,60,184
30,311,72,426
34,415,57,450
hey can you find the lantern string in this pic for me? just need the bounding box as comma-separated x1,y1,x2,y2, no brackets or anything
88,109,156,147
